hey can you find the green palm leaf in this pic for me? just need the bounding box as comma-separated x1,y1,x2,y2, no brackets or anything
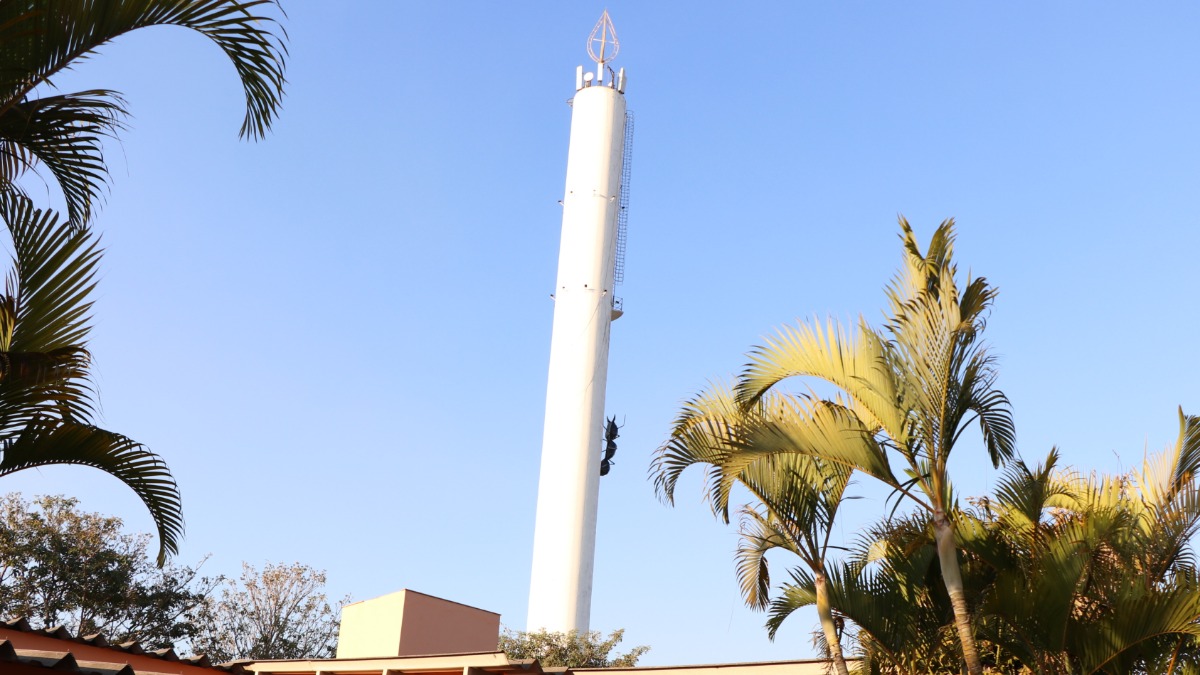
1076,581,1200,674
0,0,287,226
0,193,179,564
736,506,786,611
0,91,126,228
652,383,858,674
0,417,181,564
0,193,99,431
765,570,818,641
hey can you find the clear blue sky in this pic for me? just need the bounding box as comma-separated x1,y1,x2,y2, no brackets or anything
8,1,1200,666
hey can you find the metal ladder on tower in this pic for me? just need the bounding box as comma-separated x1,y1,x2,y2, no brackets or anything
612,111,634,319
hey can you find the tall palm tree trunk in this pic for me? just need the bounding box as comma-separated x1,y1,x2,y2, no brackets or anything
814,572,850,675
933,510,983,675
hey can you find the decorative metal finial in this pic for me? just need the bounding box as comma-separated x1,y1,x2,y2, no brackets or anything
587,10,619,80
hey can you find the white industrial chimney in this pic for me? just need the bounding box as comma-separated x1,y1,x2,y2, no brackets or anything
527,11,630,634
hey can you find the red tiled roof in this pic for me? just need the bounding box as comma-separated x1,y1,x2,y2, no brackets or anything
0,617,245,674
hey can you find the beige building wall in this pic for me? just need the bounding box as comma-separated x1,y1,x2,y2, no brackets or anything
313,591,849,675
336,590,501,659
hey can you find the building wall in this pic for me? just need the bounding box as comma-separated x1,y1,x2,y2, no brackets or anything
336,589,500,659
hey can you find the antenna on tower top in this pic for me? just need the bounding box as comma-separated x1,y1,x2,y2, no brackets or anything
587,10,619,85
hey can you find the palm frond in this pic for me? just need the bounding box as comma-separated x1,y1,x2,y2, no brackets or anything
652,381,744,511
0,0,286,138
4,192,101,352
738,316,907,442
0,194,179,564
0,0,287,225
744,396,897,489
765,569,818,641
1139,408,1200,508
0,90,125,227
1076,582,1200,674
0,417,181,564
736,506,787,610
1173,411,1200,490
991,448,1074,535
0,194,99,431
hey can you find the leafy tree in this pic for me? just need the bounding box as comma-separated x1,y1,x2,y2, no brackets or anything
0,195,181,563
0,493,218,649
653,384,853,675
189,562,347,663
0,0,288,228
498,628,649,668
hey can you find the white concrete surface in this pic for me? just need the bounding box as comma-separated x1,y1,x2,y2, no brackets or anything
527,72,628,633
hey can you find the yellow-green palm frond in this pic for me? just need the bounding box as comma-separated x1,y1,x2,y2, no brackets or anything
849,512,940,582
775,560,945,667
886,216,956,310
991,448,1079,537
736,506,792,611
976,455,1200,673
738,450,852,534
652,381,746,513
765,569,819,642
883,221,1014,473
738,316,905,441
653,383,889,518
1074,580,1200,674
653,381,866,640
1126,421,1200,584
1135,408,1200,510
741,395,897,491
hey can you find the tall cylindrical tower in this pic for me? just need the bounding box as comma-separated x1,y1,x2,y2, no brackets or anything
527,12,628,634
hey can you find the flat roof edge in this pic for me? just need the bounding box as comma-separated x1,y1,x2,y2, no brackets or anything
568,657,858,672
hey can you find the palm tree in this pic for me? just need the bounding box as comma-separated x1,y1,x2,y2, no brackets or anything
730,218,1016,675
0,0,287,228
973,422,1200,673
812,422,1200,673
0,0,286,564
653,384,855,675
0,193,180,564
769,515,979,674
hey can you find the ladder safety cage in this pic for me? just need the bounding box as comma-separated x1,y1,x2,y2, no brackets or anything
614,111,634,286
